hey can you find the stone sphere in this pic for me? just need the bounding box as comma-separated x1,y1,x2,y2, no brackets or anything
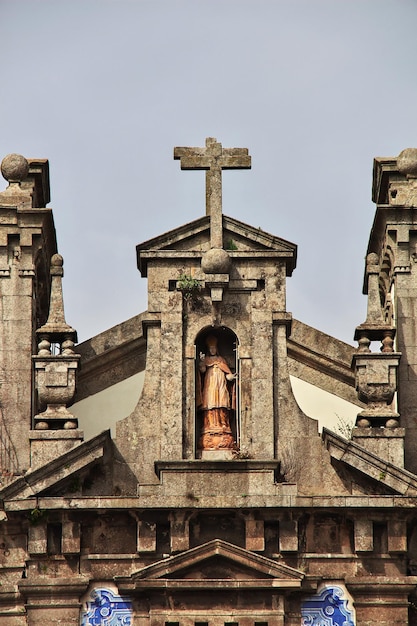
385,418,399,429
397,148,417,177
357,418,371,428
51,253,64,267
1,153,29,183
201,248,231,274
366,252,379,265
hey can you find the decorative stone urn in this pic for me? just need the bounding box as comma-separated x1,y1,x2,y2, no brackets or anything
353,352,400,427
33,355,80,430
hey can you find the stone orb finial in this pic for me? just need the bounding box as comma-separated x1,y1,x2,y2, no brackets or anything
201,248,231,274
1,153,29,183
50,253,64,277
397,148,417,177
366,252,379,265
51,253,64,267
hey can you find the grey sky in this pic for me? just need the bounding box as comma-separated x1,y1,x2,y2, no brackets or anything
1,0,417,344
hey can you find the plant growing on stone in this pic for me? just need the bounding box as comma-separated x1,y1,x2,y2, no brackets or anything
28,507,46,526
177,273,202,299
226,238,238,251
335,414,354,439
232,447,252,459
177,273,203,307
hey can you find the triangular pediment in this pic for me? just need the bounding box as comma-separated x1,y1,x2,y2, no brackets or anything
116,539,304,591
137,215,297,276
0,430,110,502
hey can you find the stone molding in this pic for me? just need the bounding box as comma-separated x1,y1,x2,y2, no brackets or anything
323,428,417,495
0,430,110,501
116,538,304,592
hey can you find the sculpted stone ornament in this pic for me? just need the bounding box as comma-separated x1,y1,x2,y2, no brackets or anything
353,253,401,428
201,247,231,274
354,355,400,427
0,153,33,209
174,138,250,304
33,254,80,430
1,153,29,182
197,335,237,451
389,148,417,207
174,137,251,249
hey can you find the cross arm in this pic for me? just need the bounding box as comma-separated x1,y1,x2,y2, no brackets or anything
174,146,251,170
173,146,210,170
220,154,251,169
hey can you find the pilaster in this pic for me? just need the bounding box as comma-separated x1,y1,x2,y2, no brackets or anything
346,578,416,626
0,154,57,475
19,577,89,626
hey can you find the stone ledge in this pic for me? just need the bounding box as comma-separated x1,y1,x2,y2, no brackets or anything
6,493,417,511
29,430,84,440
155,459,279,477
352,427,405,438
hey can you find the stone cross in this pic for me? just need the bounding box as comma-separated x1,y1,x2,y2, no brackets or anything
174,137,251,248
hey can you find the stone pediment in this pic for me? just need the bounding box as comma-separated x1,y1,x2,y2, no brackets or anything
137,214,297,276
0,430,110,502
116,539,304,591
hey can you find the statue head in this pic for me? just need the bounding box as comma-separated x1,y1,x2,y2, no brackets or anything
206,334,218,356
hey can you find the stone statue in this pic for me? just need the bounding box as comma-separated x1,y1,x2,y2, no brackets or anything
197,335,237,451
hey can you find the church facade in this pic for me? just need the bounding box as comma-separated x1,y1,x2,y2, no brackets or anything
0,141,416,624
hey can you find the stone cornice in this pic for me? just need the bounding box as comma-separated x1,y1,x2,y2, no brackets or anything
5,492,417,512
136,213,297,276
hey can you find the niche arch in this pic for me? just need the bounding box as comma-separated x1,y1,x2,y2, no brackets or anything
195,326,240,457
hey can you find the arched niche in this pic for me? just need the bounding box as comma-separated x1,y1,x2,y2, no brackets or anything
195,326,240,458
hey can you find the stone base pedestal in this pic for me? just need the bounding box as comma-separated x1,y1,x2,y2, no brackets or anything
200,449,235,460
352,427,405,467
29,430,84,469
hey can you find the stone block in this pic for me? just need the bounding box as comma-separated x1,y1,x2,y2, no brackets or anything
137,520,156,552
29,431,84,469
245,518,264,552
62,520,80,555
351,428,405,467
354,518,373,552
170,513,189,553
28,523,47,555
279,519,298,552
388,520,407,552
